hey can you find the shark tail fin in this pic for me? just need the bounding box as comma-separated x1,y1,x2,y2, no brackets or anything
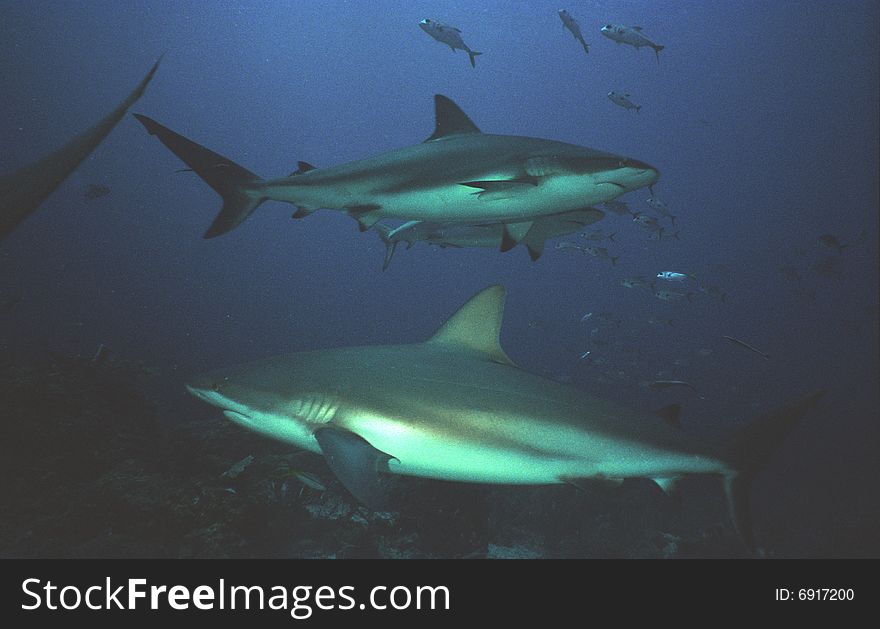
720,390,825,555
372,224,400,271
134,114,266,238
652,44,664,63
468,51,483,68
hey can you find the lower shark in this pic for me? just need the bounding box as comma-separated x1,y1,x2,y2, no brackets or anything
0,58,160,242
373,206,605,270
134,94,658,241
186,285,824,555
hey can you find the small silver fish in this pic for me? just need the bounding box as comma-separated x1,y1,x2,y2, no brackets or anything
419,18,483,67
655,290,692,302
608,91,641,112
583,246,618,265
817,234,846,253
580,229,616,242
558,10,589,54
600,23,665,62
656,271,692,281
649,380,704,399
621,276,652,289
646,196,676,225
723,335,769,360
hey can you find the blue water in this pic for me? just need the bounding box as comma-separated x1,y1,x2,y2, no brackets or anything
1,0,877,557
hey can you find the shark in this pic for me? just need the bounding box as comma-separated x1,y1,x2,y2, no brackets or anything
186,285,824,555
134,94,658,243
373,206,605,270
0,58,160,242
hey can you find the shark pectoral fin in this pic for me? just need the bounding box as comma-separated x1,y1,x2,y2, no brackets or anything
425,94,482,141
314,427,397,509
500,220,535,253
654,403,682,426
346,205,383,232
427,285,516,366
652,477,679,497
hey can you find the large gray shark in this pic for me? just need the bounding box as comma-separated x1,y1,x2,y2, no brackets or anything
186,285,823,554
373,206,605,270
0,58,160,242
134,95,658,241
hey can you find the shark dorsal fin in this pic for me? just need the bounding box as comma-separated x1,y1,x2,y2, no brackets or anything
427,285,515,366
425,95,481,142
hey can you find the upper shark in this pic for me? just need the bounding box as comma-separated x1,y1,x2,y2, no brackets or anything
134,95,659,245
187,285,824,555
0,58,160,242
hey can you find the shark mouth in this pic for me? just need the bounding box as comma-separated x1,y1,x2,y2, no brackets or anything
597,181,628,189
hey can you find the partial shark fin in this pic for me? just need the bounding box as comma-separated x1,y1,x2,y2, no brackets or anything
654,403,682,426
427,285,515,366
720,390,825,555
134,114,266,238
314,427,398,509
425,95,481,142
500,220,535,252
347,205,383,231
1,57,161,242
460,177,539,195
291,206,315,219
372,223,400,271
652,477,679,496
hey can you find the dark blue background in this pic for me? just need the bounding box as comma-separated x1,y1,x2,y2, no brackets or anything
1,1,877,556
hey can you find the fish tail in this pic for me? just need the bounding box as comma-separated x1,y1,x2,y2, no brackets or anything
134,114,266,238
720,391,825,555
372,223,400,271
652,44,664,63
468,50,483,68
636,105,641,113
581,39,590,54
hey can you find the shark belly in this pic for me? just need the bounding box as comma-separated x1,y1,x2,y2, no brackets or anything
262,174,627,224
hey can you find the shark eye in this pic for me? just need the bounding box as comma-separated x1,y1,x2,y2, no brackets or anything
211,382,223,392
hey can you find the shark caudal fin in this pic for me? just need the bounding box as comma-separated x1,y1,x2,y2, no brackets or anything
652,44,664,63
720,390,825,555
134,115,265,238
372,223,401,271
468,50,483,68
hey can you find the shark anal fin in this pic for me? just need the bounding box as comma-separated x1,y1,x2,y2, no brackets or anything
425,95,482,141
314,427,397,509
